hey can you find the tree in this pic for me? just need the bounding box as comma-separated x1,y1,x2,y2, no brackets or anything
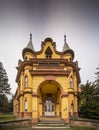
0,62,11,95
0,94,9,113
78,81,95,106
8,95,14,113
0,62,12,114
94,65,99,95
78,81,99,119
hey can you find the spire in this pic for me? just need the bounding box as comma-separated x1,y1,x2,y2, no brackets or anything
64,34,66,43
30,33,32,41
62,34,75,60
62,34,70,52
26,33,34,51
22,33,35,58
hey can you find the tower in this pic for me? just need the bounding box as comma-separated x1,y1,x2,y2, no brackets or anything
13,34,81,123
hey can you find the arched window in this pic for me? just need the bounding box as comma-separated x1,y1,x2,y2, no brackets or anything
24,76,28,88
45,47,53,59
24,99,27,112
71,103,74,116
70,76,73,88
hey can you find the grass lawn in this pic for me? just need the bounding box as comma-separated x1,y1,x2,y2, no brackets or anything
70,126,97,130
0,114,16,121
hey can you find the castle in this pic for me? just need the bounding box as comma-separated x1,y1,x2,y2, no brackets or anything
13,34,81,123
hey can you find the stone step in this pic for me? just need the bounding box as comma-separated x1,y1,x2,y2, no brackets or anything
32,126,70,130
39,117,61,121
37,123,65,126
38,120,64,124
32,117,70,129
32,121,70,129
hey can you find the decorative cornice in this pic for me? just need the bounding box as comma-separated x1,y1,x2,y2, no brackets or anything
32,92,39,97
30,70,70,76
61,92,69,98
16,59,80,83
44,75,56,81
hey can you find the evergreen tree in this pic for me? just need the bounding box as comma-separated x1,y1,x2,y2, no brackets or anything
78,81,99,119
8,95,14,113
0,62,11,95
0,94,9,113
94,65,99,95
0,62,12,113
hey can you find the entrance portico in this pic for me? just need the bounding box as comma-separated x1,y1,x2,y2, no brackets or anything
38,80,61,118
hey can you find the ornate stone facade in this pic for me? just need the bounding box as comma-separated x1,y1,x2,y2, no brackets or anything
13,34,81,123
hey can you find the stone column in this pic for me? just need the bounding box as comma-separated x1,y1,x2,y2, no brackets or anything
39,103,43,117
32,93,39,123
61,93,69,123
56,103,60,116
20,96,23,118
74,94,78,117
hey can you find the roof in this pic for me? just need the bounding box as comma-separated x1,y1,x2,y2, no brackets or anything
62,35,74,59
25,40,34,51
22,34,35,57
62,35,70,51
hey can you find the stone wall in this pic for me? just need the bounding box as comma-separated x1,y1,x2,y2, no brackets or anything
0,118,32,130
70,118,99,130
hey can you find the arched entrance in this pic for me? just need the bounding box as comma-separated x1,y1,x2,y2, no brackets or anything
38,80,62,117
44,97,54,116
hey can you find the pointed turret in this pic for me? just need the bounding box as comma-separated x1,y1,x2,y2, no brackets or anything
22,33,35,59
62,35,70,51
26,33,35,51
62,35,74,60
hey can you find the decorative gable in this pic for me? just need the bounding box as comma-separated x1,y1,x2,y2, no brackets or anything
45,46,53,59
37,37,60,59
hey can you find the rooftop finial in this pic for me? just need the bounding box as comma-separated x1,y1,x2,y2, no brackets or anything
30,33,32,41
64,34,66,43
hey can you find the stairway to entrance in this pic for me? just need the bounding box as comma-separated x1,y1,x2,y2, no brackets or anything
32,117,70,130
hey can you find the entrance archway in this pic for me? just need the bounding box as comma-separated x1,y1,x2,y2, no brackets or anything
38,80,62,117
44,97,54,116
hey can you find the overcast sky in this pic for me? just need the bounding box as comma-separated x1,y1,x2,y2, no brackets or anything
0,0,99,95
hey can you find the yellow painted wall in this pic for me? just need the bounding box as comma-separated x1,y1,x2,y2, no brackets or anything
56,76,69,92
32,76,44,92
37,41,60,59
24,52,33,60
20,96,23,112
32,97,38,118
61,97,68,118
14,38,80,121
63,53,72,61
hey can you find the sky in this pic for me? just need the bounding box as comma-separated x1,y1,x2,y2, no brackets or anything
0,0,99,95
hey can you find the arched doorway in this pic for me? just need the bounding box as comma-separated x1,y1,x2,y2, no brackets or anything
38,80,62,117
44,97,54,116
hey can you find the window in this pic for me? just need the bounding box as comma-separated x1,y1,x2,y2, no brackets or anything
24,76,28,88
70,76,73,88
71,103,74,116
45,47,53,59
24,99,27,112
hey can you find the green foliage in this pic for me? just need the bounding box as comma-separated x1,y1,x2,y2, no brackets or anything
8,95,14,113
78,65,99,119
94,65,99,95
0,114,16,121
0,62,12,114
78,81,95,106
78,80,99,119
71,126,96,130
0,94,13,114
0,94,9,113
0,62,11,95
